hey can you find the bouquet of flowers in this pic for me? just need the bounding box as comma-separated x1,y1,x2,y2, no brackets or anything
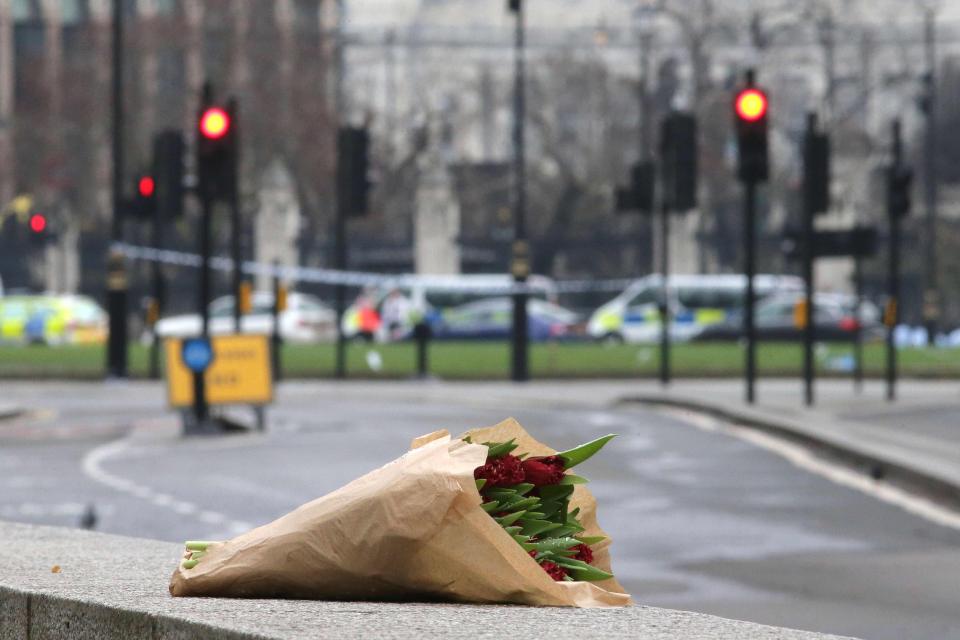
169,418,631,608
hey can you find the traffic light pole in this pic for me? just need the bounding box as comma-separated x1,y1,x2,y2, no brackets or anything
510,0,529,383
334,166,348,380
106,0,128,379
193,188,212,426
744,180,757,405
272,260,283,382
886,120,902,402
853,249,864,393
802,114,817,407
228,99,243,335
659,198,670,386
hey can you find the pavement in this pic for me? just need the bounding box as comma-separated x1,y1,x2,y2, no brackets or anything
0,520,855,640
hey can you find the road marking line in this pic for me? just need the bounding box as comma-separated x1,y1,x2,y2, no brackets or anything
666,407,960,531
81,437,249,534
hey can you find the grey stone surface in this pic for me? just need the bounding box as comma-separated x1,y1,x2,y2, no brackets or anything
0,521,855,640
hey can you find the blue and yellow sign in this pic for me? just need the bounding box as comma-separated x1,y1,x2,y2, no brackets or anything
165,334,273,408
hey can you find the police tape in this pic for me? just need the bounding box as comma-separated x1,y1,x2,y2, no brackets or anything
113,243,638,295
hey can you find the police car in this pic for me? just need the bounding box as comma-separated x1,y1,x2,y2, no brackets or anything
587,274,803,344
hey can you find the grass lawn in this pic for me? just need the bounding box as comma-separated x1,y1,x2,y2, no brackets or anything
0,340,957,380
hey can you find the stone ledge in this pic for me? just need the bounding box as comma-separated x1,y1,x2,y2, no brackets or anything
0,521,855,640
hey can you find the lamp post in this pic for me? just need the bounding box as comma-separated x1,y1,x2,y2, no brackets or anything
508,0,528,382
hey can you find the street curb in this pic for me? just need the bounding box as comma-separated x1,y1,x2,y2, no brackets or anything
0,521,853,640
619,394,960,512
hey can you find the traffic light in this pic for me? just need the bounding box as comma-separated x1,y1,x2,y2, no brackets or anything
153,130,185,219
803,117,830,215
734,76,769,183
616,161,655,214
660,111,698,211
196,88,238,204
337,127,371,218
28,212,50,244
131,172,157,218
887,165,913,218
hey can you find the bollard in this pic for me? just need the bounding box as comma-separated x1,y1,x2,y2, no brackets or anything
414,321,431,379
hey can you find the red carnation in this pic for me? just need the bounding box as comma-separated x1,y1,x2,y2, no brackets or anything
574,543,593,565
521,456,565,486
474,453,525,487
529,551,568,581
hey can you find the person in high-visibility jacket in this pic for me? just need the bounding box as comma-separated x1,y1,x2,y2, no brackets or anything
355,292,381,343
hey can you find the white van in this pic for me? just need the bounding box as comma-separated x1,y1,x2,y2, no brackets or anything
587,274,803,344
341,274,557,341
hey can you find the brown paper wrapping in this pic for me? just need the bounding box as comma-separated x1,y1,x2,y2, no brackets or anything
169,418,631,607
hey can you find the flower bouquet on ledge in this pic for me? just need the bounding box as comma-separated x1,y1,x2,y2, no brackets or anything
169,418,631,608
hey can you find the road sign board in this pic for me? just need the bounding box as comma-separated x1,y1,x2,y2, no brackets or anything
181,337,214,373
782,226,878,260
166,334,273,408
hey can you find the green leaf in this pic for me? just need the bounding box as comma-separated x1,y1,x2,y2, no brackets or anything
521,520,564,537
553,557,615,582
559,474,589,485
502,483,535,496
521,511,546,520
503,526,522,535
547,526,578,539
181,559,199,570
568,507,581,521
495,511,526,526
529,537,581,553
576,535,606,546
485,439,518,459
480,501,500,513
538,485,575,500
557,434,617,469
463,436,473,444
499,496,541,512
475,479,487,491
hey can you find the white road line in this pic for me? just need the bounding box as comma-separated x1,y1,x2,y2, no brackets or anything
664,407,960,531
81,437,249,534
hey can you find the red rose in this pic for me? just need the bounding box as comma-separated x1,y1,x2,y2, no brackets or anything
474,453,525,487
529,551,568,581
574,543,593,565
521,455,565,486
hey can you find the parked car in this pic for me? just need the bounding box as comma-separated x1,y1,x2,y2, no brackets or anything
692,292,883,342
426,297,582,342
341,274,558,342
153,292,336,343
587,274,803,344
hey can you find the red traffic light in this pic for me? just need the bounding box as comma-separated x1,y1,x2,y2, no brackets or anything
29,213,47,233
735,88,768,122
199,107,230,140
138,175,156,198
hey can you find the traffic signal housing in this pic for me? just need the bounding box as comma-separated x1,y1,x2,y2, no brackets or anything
337,127,371,218
734,76,769,183
803,116,830,215
887,165,913,219
28,212,51,245
131,172,157,218
153,130,185,219
660,111,698,211
616,160,655,215
196,90,238,204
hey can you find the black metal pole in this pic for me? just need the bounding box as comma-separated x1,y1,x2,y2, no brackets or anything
193,193,212,425
744,180,757,404
106,0,128,378
272,261,282,382
886,120,902,402
229,98,242,335
334,188,347,379
659,200,670,386
149,139,165,381
853,248,864,393
802,114,816,407
510,0,529,382
922,8,938,345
